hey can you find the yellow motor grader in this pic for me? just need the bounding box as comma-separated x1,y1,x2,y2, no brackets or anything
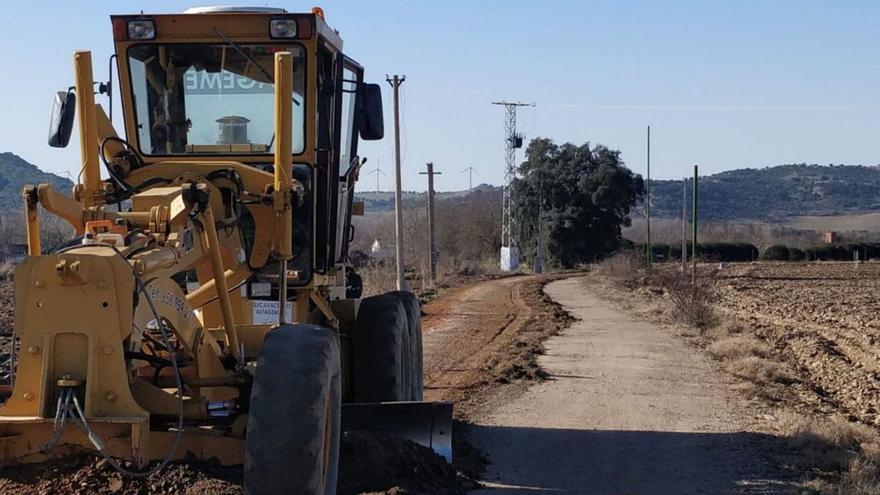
0,6,449,494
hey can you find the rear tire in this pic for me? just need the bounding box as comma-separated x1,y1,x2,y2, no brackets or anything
352,293,410,402
244,324,341,495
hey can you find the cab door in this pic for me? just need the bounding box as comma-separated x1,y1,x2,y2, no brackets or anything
333,57,363,265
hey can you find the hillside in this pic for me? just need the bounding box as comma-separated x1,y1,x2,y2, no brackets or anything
355,183,500,212
649,164,880,221
1,153,876,224
0,153,73,211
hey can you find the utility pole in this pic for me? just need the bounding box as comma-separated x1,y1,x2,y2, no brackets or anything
420,162,442,286
692,165,699,283
492,100,532,272
645,125,652,269
461,166,476,191
681,177,687,271
365,158,385,193
387,74,407,291
535,169,545,274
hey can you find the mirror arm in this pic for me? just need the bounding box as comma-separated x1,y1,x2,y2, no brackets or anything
107,54,116,123
35,184,87,235
96,104,124,162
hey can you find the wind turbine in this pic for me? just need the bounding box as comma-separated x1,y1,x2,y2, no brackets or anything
365,158,385,193
461,166,477,191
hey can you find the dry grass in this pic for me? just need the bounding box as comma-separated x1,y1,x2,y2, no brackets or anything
703,319,745,340
708,335,772,360
359,262,398,297
654,268,717,330
699,316,880,491
725,356,796,385
778,411,880,494
595,253,641,280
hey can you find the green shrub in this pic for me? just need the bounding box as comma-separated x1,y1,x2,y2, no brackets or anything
788,247,806,261
634,243,679,261
801,243,880,261
761,245,790,261
650,243,670,260
699,242,759,262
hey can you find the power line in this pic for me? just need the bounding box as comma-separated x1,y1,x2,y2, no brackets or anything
536,103,880,112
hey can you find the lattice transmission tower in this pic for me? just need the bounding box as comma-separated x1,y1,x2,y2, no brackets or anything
492,101,531,272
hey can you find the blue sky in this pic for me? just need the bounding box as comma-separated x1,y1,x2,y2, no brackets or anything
1,1,878,192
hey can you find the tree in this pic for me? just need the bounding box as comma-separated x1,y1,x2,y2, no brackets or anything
514,138,644,268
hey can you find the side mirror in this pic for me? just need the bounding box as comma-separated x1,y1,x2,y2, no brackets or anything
357,83,384,141
48,90,76,148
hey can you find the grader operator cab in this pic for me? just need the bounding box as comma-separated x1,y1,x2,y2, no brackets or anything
0,6,450,494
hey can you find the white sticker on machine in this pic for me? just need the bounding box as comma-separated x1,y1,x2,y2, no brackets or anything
252,300,293,325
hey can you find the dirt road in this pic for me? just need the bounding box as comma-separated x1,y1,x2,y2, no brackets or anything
422,276,529,405
465,277,794,494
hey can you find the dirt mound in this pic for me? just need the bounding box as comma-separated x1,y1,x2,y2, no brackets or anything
339,430,472,495
421,273,578,419
0,430,473,495
0,454,242,495
0,278,13,384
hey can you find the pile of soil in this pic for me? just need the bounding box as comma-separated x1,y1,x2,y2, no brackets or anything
339,430,474,495
0,430,475,495
486,276,576,384
0,278,13,383
0,454,242,495
421,273,578,419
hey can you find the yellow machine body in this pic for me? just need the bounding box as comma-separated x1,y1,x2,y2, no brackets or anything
0,7,451,472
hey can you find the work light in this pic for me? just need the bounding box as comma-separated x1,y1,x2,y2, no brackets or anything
269,19,297,38
128,19,156,40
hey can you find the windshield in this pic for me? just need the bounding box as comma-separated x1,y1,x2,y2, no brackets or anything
127,43,305,155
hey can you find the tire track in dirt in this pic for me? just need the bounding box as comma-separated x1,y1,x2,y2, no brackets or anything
421,275,531,409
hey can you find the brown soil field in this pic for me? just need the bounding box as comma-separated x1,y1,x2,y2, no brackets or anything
714,262,880,427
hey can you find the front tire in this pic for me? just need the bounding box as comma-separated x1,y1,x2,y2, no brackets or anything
392,291,424,401
244,324,341,495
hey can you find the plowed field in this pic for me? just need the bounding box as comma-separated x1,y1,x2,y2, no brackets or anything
715,262,880,426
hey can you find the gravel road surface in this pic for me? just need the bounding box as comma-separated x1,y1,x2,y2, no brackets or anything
468,277,793,495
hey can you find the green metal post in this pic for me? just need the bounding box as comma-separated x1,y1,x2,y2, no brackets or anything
692,165,698,282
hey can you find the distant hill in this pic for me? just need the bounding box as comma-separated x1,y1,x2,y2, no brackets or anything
2,153,875,223
355,183,500,212
649,164,880,221
0,153,73,211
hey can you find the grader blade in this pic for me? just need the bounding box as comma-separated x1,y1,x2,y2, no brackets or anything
342,401,453,462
